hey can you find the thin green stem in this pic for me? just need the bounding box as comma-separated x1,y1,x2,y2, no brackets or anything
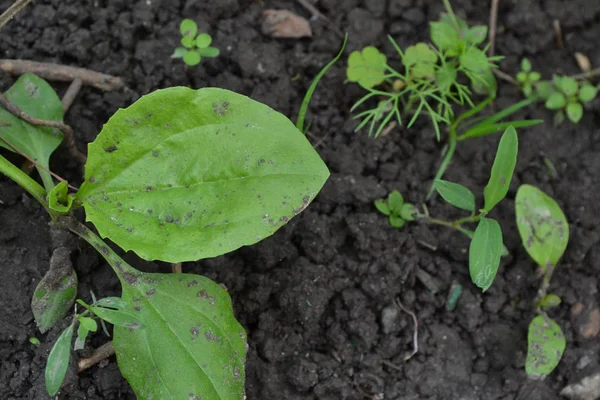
442,0,462,37
0,153,54,215
535,262,556,312
420,212,481,231
56,216,139,284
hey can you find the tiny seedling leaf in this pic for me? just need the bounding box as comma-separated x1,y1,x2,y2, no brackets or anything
74,324,89,351
171,47,187,59
346,46,388,88
183,50,201,66
78,316,98,332
387,190,404,212
404,43,438,78
433,179,475,212
469,218,503,292
389,215,405,228
0,73,64,191
374,199,391,216
89,306,141,330
465,25,488,45
566,102,583,124
521,58,532,72
76,88,329,263
526,315,566,378
31,248,77,333
557,76,578,96
400,203,416,221
515,184,569,267
578,84,597,103
198,46,220,58
539,294,562,309
45,323,74,396
195,33,212,48
535,81,554,100
180,36,195,49
48,181,75,213
483,126,518,212
180,19,198,38
430,21,458,52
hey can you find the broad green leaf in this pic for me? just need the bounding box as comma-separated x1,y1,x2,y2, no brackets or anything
113,270,246,400
400,203,416,221
526,315,566,378
387,190,404,212
483,126,518,212
45,323,74,396
470,67,497,96
430,21,458,52
374,199,391,216
347,46,388,88
579,84,597,103
433,179,475,212
171,47,187,59
566,102,583,123
196,33,212,48
515,184,569,267
180,19,198,38
183,50,201,66
460,47,489,74
0,73,63,191
389,215,405,228
404,43,438,78
465,25,488,45
469,218,503,292
31,248,77,333
539,294,562,309
48,181,75,213
76,87,329,263
198,47,220,58
557,76,578,96
521,58,532,72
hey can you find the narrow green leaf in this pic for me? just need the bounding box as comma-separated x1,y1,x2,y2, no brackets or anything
31,248,77,333
95,297,128,310
374,199,391,216
180,19,198,37
469,218,503,292
483,126,518,212
74,324,89,351
90,306,141,330
566,102,583,123
526,315,566,378
45,323,74,396
0,73,63,191
433,179,475,212
198,46,220,58
114,271,246,400
76,88,330,263
458,119,542,141
515,184,569,267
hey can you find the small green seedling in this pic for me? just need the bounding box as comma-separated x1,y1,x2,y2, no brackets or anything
346,1,541,199
171,19,220,66
516,58,541,98
516,59,598,125
374,190,416,228
515,184,569,378
0,39,345,396
375,126,518,292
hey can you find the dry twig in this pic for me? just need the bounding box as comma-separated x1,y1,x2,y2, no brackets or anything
488,0,500,57
61,78,83,114
172,262,182,273
77,341,115,373
0,59,124,91
394,297,419,361
0,0,33,30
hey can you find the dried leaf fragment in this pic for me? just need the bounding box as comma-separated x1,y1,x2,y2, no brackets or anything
261,10,312,38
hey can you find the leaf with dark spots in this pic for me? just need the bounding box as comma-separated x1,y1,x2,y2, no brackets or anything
77,88,329,262
104,145,118,152
114,271,246,400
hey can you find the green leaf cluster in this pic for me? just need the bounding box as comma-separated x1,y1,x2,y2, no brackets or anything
346,9,501,140
172,19,220,66
516,58,541,97
434,126,518,291
374,190,416,228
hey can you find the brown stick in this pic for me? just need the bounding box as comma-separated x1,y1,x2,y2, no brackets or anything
553,20,564,49
61,78,83,114
0,93,87,165
172,262,182,273
77,341,115,373
488,0,500,57
0,59,124,91
0,0,34,30
493,68,518,85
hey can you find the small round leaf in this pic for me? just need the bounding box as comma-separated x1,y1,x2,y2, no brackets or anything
374,199,391,216
180,19,198,38
521,58,532,72
183,50,201,66
387,190,404,212
578,84,597,103
389,215,405,228
180,36,194,49
566,102,583,124
400,203,416,221
195,33,212,48
545,92,566,110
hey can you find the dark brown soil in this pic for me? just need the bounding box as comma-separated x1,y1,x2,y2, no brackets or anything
1,0,599,399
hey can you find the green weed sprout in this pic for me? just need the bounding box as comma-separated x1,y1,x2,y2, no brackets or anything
375,126,518,292
516,58,598,125
515,184,569,378
374,190,416,228
171,19,220,66
0,37,345,396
